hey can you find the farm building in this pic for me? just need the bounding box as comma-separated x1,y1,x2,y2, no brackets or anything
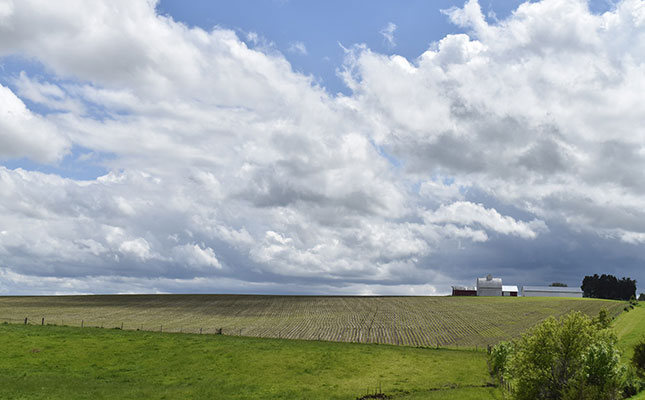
477,274,502,296
521,286,583,297
451,285,477,296
502,285,518,296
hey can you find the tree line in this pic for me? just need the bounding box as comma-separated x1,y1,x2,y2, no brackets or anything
581,274,636,301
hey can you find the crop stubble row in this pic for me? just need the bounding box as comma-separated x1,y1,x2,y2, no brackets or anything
0,295,624,347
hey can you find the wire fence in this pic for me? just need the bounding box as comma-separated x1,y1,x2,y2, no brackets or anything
0,315,494,351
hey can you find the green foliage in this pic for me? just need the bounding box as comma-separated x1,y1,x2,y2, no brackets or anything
594,308,612,329
622,366,645,398
633,337,645,379
489,341,513,381
501,312,625,400
551,282,569,287
639,293,645,302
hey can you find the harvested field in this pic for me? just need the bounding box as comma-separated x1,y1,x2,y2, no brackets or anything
0,295,625,347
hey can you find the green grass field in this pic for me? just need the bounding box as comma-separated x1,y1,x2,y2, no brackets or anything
0,323,501,400
0,296,641,399
0,295,625,348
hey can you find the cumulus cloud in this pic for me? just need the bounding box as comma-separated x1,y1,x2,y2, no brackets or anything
0,84,69,163
0,0,643,294
423,202,548,240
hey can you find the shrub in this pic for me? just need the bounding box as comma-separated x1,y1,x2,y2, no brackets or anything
499,312,625,400
489,340,513,382
633,337,645,379
622,367,644,398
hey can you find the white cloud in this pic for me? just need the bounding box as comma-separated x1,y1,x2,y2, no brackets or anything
172,244,221,269
424,202,548,240
0,84,69,163
0,0,644,294
379,22,397,47
119,238,152,261
287,41,307,55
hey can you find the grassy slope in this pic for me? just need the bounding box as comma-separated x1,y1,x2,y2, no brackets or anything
0,295,625,348
0,324,501,400
614,303,645,362
612,303,645,400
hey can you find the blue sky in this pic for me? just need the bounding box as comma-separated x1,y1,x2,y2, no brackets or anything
0,0,643,295
157,0,613,95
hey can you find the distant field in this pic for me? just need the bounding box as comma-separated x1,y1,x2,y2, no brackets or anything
0,324,501,400
0,295,625,347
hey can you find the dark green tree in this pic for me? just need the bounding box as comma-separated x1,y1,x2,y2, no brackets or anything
633,337,645,379
581,274,636,300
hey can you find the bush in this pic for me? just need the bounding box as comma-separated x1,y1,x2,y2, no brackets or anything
498,312,625,400
638,293,645,301
622,367,644,398
489,340,513,382
633,337,645,379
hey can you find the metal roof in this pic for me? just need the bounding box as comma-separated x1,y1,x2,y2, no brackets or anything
452,285,476,291
522,286,582,293
502,285,518,292
477,277,502,288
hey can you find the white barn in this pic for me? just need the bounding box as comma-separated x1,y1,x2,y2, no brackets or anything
477,274,502,296
502,285,519,296
521,286,583,298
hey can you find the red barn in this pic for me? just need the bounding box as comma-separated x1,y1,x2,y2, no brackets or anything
451,285,477,296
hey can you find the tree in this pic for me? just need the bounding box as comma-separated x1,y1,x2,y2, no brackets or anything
593,308,611,329
491,311,625,400
581,274,636,300
550,282,568,287
639,293,645,302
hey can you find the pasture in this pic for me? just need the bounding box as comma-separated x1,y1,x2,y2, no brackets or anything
0,323,501,400
0,295,625,347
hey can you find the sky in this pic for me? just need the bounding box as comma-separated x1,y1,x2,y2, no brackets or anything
0,0,644,295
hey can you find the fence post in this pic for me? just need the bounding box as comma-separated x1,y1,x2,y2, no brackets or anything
160,325,162,333
121,322,123,330
41,317,44,326
81,320,84,328
200,328,202,334
24,317,27,325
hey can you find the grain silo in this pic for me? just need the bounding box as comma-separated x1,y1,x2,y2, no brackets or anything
477,274,502,296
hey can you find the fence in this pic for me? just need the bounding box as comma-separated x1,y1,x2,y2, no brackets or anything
0,316,494,350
